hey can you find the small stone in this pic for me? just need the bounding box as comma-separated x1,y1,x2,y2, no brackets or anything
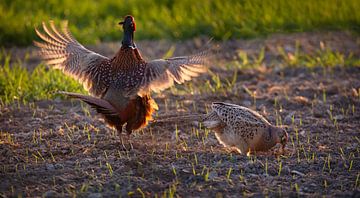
54,97,62,103
291,170,305,177
182,169,191,173
208,171,218,180
299,130,306,137
242,100,252,107
248,173,260,179
351,88,359,97
284,111,296,125
313,109,324,118
46,163,55,171
282,165,291,175
292,96,310,105
54,164,64,169
43,190,58,198
88,193,103,198
333,115,345,121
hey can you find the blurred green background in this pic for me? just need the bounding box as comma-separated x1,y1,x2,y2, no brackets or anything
0,0,359,46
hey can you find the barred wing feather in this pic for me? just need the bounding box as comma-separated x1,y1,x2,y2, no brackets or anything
34,21,111,97
137,50,210,96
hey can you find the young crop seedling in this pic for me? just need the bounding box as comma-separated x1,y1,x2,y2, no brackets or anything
227,167,233,180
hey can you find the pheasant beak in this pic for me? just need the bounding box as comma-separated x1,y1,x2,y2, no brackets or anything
119,21,124,25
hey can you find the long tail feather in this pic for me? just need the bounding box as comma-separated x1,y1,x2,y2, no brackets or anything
153,113,206,123
58,91,117,115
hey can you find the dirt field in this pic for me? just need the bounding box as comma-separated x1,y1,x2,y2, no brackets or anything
1,32,360,197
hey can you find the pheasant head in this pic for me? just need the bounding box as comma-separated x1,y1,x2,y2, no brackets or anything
270,125,288,149
119,15,136,48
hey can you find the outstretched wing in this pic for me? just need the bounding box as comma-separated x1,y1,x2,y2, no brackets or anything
136,50,211,96
34,21,111,97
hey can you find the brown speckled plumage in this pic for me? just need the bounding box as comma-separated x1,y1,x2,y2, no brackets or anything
157,102,288,154
205,102,288,154
35,16,211,134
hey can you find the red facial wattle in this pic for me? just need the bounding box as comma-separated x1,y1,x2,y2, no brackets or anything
130,16,136,31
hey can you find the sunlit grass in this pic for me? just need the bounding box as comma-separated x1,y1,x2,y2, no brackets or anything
0,52,84,105
0,0,359,46
0,41,359,105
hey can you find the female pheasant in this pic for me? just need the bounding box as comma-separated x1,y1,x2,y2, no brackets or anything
157,102,288,155
35,15,210,134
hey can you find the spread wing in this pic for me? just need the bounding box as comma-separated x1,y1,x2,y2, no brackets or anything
34,21,111,97
136,50,211,96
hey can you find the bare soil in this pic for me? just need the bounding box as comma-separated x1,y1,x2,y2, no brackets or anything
1,31,360,197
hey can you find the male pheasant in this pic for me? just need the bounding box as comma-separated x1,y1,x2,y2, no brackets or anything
157,102,288,154
35,15,210,134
